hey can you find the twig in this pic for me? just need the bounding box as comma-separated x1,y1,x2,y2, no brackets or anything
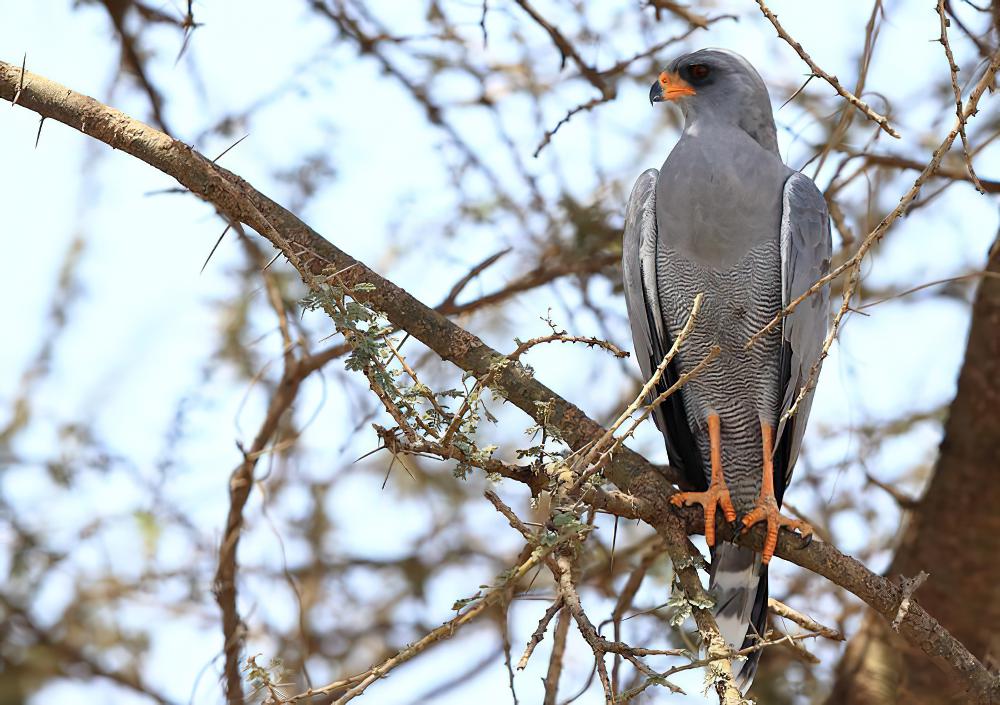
570,293,704,489
619,629,825,700
555,555,616,703
511,0,610,96
214,244,306,705
608,544,665,692
646,0,714,28
509,332,629,361
937,0,986,193
770,625,821,664
767,597,845,641
532,8,736,156
748,47,1000,425
439,247,511,311
892,571,930,632
754,0,900,138
543,607,571,705
289,546,556,704
484,489,537,543
600,346,720,462
809,0,883,179
533,95,608,158
851,151,1000,193
864,471,920,509
518,598,565,669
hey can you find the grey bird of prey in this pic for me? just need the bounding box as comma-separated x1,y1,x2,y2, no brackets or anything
622,48,831,689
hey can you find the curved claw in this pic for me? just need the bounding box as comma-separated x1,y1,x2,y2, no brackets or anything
671,484,736,547
745,420,815,564
740,502,813,565
729,518,742,539
798,532,814,549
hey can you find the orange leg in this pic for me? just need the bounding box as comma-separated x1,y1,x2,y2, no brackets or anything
670,414,736,547
740,421,813,564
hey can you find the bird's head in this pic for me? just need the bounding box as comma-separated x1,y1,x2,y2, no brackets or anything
649,48,778,153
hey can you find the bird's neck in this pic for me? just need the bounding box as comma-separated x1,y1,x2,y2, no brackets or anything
683,109,780,157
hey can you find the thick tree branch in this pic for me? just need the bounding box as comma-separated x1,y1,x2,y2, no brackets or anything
2,60,997,702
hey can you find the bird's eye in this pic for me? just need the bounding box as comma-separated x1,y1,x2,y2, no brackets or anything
689,64,711,81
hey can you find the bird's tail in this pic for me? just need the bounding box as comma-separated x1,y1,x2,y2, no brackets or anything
709,542,767,692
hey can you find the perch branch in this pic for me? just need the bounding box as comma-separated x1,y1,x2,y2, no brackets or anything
2,59,996,702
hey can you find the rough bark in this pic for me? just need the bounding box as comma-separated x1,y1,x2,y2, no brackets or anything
827,236,1000,704
1,59,998,702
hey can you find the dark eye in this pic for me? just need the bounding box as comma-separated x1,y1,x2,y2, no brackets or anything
689,64,711,81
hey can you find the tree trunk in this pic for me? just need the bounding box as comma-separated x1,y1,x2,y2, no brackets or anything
826,235,1000,704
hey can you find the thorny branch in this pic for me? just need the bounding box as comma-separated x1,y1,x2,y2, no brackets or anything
754,0,900,138
2,54,1000,704
283,540,561,704
214,265,305,705
749,45,1000,427
936,0,986,193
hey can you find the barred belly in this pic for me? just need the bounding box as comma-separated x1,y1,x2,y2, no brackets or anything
657,240,783,510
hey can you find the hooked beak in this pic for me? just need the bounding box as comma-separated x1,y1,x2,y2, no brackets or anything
649,71,696,105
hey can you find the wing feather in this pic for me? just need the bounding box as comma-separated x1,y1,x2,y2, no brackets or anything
622,169,704,490
773,172,832,502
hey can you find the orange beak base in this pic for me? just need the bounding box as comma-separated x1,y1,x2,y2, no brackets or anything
650,71,696,104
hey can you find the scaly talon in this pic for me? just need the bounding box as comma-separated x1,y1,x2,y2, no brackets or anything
671,482,736,546
742,421,814,564
670,413,735,546
740,498,812,564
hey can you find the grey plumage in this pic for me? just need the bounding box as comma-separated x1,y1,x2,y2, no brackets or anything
623,48,831,691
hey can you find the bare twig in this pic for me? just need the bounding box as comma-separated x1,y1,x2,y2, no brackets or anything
570,293,704,489
214,275,306,705
864,471,920,509
543,607,571,705
748,47,1000,428
512,0,610,97
892,571,930,632
290,546,555,704
608,543,664,692
555,554,616,702
533,95,609,158
937,0,986,192
646,0,715,28
518,598,565,669
767,598,845,641
754,0,900,138
852,151,1000,193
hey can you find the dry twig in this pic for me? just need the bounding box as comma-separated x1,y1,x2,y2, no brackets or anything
767,597,845,641
754,0,900,138
937,0,986,193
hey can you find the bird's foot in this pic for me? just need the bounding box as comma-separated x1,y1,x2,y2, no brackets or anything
670,482,737,547
740,495,812,565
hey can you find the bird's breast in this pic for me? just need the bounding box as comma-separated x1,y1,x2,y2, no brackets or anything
655,239,785,503
656,131,787,270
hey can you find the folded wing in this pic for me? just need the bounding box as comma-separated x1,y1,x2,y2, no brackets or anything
622,168,705,491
